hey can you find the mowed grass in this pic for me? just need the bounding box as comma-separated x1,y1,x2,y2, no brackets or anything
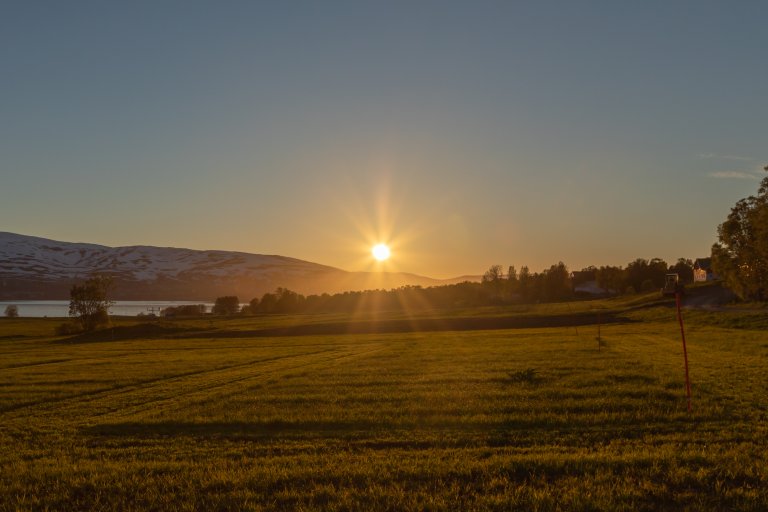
0,312,766,510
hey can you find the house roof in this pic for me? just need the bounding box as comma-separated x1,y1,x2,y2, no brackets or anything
694,257,712,270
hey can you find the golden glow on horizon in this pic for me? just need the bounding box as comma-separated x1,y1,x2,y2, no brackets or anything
327,167,434,274
372,243,391,261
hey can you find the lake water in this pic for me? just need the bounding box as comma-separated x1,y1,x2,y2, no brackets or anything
0,300,214,318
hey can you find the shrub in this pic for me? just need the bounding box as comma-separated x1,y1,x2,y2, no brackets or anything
507,368,539,384
163,304,207,317
55,322,81,336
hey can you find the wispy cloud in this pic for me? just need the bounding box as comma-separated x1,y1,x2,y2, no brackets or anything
698,153,754,162
708,171,761,180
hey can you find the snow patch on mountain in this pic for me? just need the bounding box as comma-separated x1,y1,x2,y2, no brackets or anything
0,232,339,281
0,232,479,300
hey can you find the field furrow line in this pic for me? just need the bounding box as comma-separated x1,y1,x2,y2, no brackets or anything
86,344,388,424
0,348,336,420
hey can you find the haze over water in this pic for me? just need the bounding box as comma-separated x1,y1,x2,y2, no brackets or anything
0,301,213,318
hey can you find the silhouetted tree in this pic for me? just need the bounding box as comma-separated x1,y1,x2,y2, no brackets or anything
258,292,277,313
482,265,504,283
507,265,519,299
595,265,625,294
518,266,531,300
712,165,768,300
543,262,572,300
481,265,505,302
625,258,668,292
247,297,260,314
648,258,669,287
4,305,18,318
69,275,114,331
273,287,304,313
669,258,694,284
212,296,240,316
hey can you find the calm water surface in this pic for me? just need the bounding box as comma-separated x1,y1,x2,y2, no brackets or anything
0,300,213,318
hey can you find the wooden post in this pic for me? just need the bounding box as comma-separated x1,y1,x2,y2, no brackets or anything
675,291,692,412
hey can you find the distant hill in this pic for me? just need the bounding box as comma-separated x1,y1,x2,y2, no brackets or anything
0,232,478,300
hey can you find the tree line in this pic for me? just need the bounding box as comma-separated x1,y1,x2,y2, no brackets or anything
199,257,695,317
48,255,698,328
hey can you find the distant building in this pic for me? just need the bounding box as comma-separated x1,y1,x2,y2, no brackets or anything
570,269,596,285
693,258,717,282
571,269,610,296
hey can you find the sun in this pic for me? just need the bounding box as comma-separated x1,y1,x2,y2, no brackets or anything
372,243,391,261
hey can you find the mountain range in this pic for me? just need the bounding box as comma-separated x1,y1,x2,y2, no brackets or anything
0,232,478,300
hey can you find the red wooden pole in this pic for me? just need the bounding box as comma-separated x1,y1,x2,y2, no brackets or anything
675,291,692,412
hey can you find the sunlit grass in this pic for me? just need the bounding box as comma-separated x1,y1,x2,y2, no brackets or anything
0,310,766,510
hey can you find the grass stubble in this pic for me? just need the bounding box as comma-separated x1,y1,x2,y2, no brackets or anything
0,303,766,511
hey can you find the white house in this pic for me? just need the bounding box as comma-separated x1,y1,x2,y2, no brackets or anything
693,258,717,282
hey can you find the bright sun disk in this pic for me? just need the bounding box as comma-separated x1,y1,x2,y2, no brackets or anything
372,243,391,261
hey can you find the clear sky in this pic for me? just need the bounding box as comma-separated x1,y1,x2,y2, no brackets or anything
2,1,766,278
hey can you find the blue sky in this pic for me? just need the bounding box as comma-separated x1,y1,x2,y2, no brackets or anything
2,1,766,277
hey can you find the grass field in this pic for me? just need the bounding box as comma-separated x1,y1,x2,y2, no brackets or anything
1,301,767,510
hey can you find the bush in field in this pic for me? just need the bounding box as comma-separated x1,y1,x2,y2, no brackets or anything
4,305,18,318
163,304,207,317
55,321,80,336
507,368,538,384
69,275,114,331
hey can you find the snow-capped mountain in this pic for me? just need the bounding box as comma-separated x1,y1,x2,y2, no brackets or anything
0,232,475,300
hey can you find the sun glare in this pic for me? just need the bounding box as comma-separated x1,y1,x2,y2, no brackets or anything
372,243,391,261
